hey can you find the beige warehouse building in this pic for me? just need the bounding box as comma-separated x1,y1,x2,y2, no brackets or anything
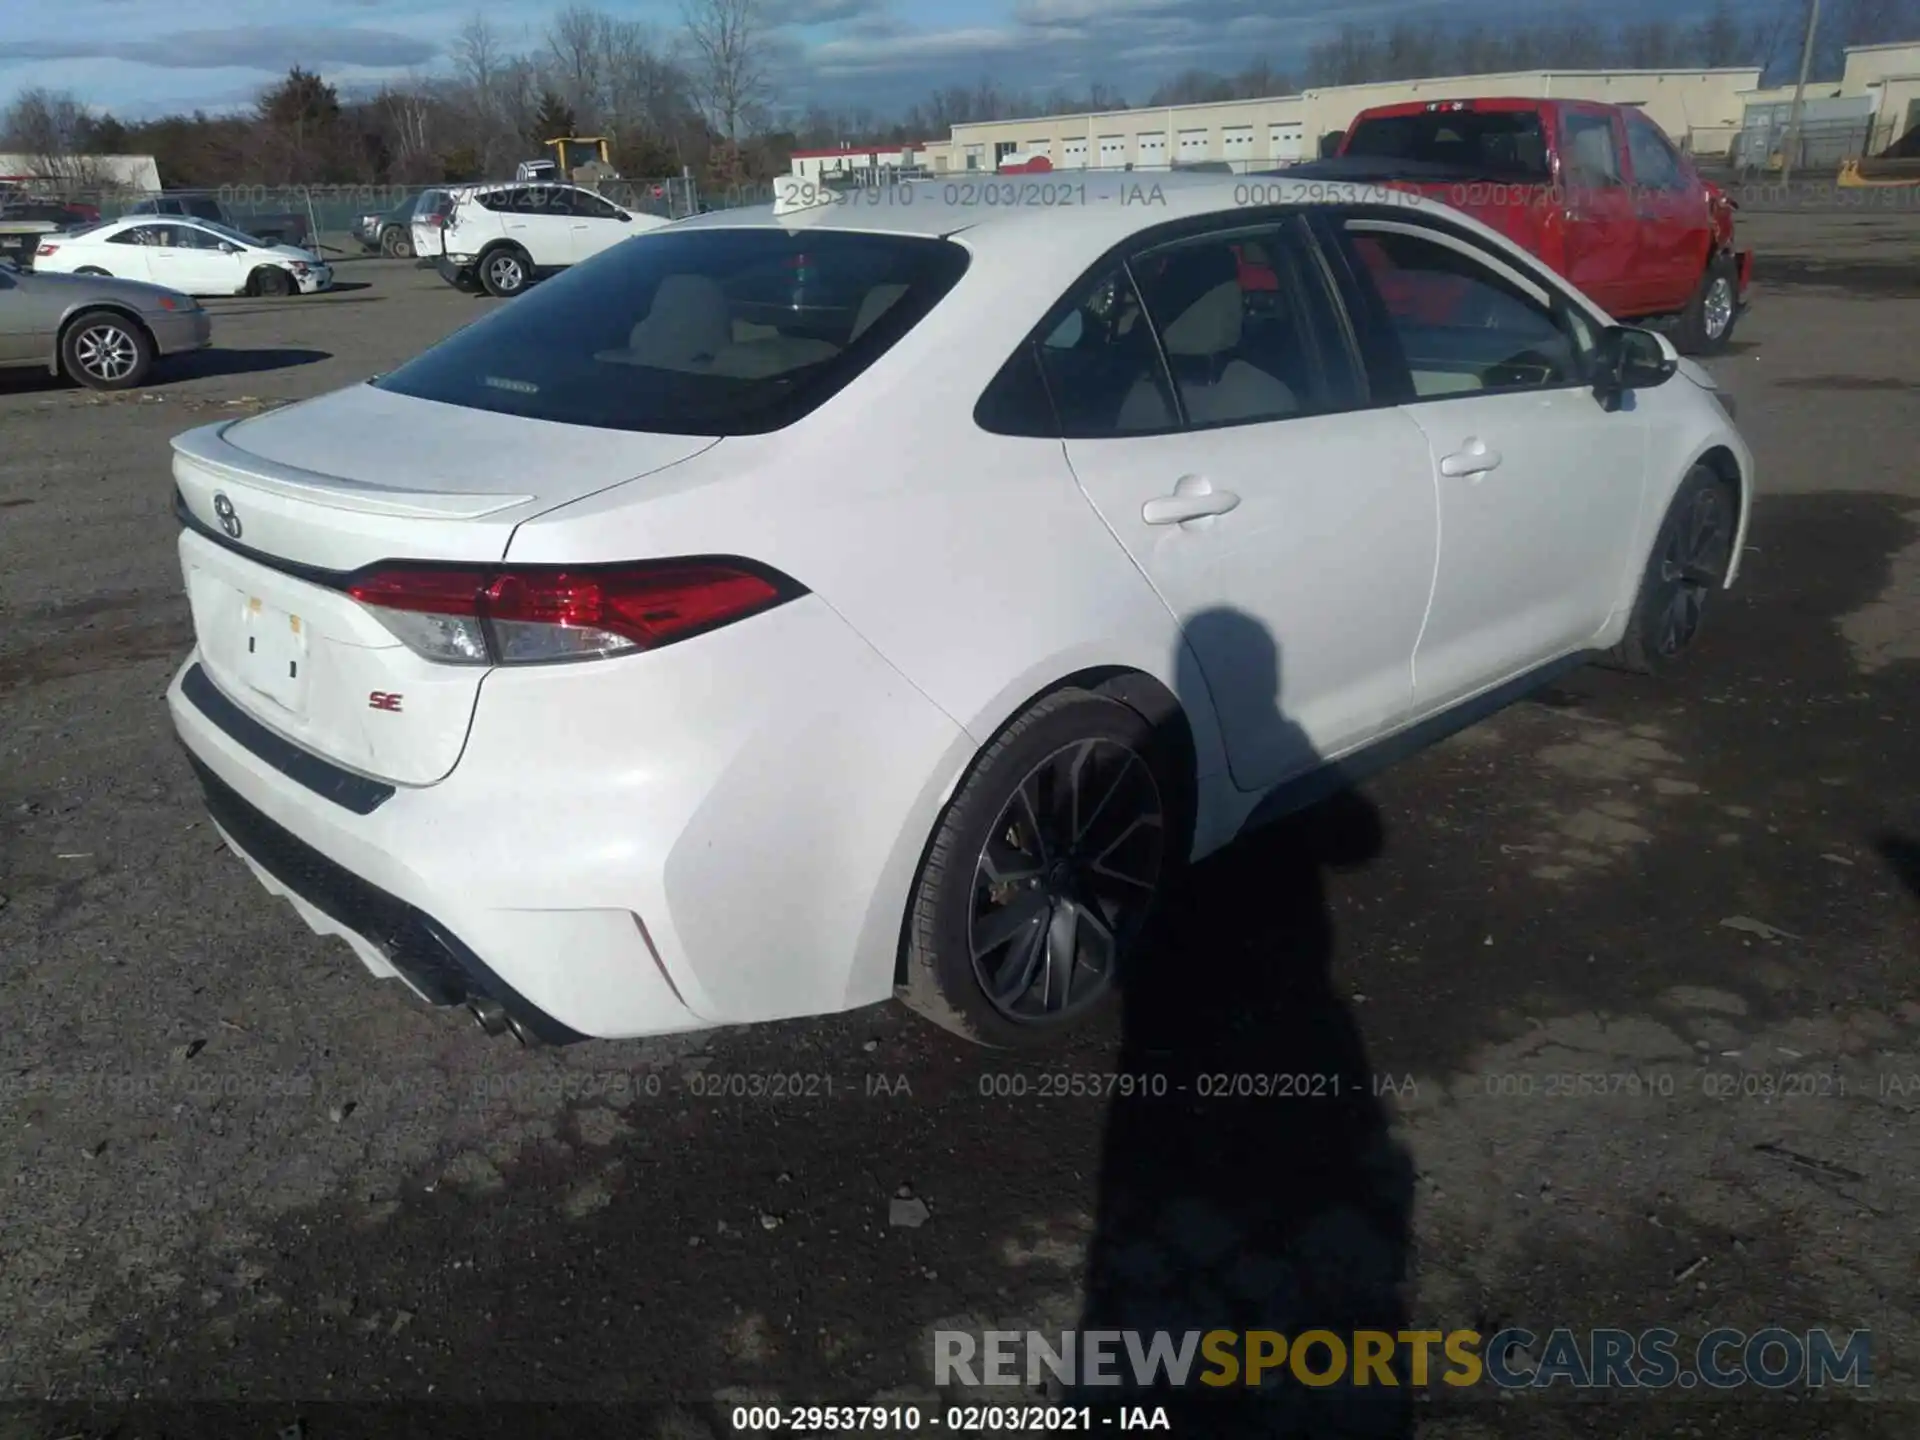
894,43,1920,176
918,67,1763,174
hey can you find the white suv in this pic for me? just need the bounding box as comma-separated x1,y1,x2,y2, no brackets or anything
439,182,669,296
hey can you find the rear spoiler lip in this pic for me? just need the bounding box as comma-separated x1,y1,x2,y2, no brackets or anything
172,418,535,521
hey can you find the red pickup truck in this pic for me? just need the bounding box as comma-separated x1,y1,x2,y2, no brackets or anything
1321,97,1751,354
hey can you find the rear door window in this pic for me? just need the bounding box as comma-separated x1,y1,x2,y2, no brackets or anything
374,227,970,435
1031,265,1179,437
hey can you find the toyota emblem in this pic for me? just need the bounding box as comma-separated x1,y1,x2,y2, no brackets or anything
212,491,242,539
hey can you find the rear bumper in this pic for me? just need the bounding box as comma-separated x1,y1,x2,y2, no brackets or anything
183,749,586,1044
166,593,973,1043
152,309,213,355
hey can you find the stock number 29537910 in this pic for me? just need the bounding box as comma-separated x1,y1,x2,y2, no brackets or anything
730,1404,1101,1432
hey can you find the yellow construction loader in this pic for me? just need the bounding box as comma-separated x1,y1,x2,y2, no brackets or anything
514,137,619,187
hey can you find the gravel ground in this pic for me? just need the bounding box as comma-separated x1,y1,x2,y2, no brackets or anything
1,215,1917,1438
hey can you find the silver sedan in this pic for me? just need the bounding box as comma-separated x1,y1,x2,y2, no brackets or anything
0,259,212,390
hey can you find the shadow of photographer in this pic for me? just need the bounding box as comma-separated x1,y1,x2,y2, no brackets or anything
1077,606,1416,1438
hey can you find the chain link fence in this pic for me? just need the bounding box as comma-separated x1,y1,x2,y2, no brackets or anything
1712,117,1902,179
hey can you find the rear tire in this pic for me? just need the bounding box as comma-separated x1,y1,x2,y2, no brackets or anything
251,266,293,298
899,689,1185,1048
60,309,153,391
74,266,110,277
381,226,414,259
479,246,531,298
1674,254,1739,355
1606,464,1737,676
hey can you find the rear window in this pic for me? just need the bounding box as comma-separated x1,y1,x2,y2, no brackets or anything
1344,110,1550,180
374,228,971,435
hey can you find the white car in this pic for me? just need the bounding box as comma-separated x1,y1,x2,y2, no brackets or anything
36,217,331,297
166,173,1751,1048
437,181,669,296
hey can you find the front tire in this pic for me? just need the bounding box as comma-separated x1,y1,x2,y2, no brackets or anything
479,247,531,298
251,266,293,298
1607,464,1737,676
900,690,1181,1048
1674,254,1739,355
61,309,153,391
74,265,111,277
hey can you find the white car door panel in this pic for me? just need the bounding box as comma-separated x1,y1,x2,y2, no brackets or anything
1333,214,1648,715
565,190,633,262
1400,388,1646,706
100,227,158,282
1048,221,1436,794
512,188,576,267
1066,413,1438,791
165,226,249,294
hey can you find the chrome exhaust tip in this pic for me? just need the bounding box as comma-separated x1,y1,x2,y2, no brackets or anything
468,997,509,1036
503,1012,541,1047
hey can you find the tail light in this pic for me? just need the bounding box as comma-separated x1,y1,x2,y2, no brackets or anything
344,559,802,665
36,243,56,257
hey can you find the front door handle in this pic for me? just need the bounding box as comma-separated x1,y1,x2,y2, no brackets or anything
1439,441,1502,478
1142,476,1241,526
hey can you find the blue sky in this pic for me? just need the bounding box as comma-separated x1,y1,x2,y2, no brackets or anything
0,0,1704,122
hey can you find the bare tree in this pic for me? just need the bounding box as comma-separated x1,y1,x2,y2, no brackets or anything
1747,0,1806,79
1381,22,1445,81
1618,19,1683,68
379,83,437,181
452,14,506,109
1304,25,1382,87
682,0,769,175
1148,69,1236,106
1,88,105,184
1691,0,1747,66
547,6,606,126
1230,59,1293,98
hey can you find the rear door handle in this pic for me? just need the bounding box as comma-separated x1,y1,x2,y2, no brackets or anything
1439,441,1502,478
1142,476,1241,526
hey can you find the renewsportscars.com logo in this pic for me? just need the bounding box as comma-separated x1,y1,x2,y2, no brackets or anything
934,1327,1872,1391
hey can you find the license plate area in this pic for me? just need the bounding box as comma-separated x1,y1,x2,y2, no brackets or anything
240,594,310,715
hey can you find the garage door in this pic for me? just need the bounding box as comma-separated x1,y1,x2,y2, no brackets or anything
1268,122,1305,162
1137,131,1168,167
1178,129,1209,162
1222,126,1254,162
1061,137,1089,167
1028,138,1053,160
1098,134,1126,167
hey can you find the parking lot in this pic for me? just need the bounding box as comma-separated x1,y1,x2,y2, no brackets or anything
1,209,1917,1436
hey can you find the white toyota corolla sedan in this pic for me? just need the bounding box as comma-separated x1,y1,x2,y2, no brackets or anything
166,173,1751,1047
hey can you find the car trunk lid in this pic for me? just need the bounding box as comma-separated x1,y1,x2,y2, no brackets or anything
173,383,718,785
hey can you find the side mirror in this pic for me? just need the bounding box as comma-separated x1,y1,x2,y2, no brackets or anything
1593,324,1677,408
219,242,240,254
